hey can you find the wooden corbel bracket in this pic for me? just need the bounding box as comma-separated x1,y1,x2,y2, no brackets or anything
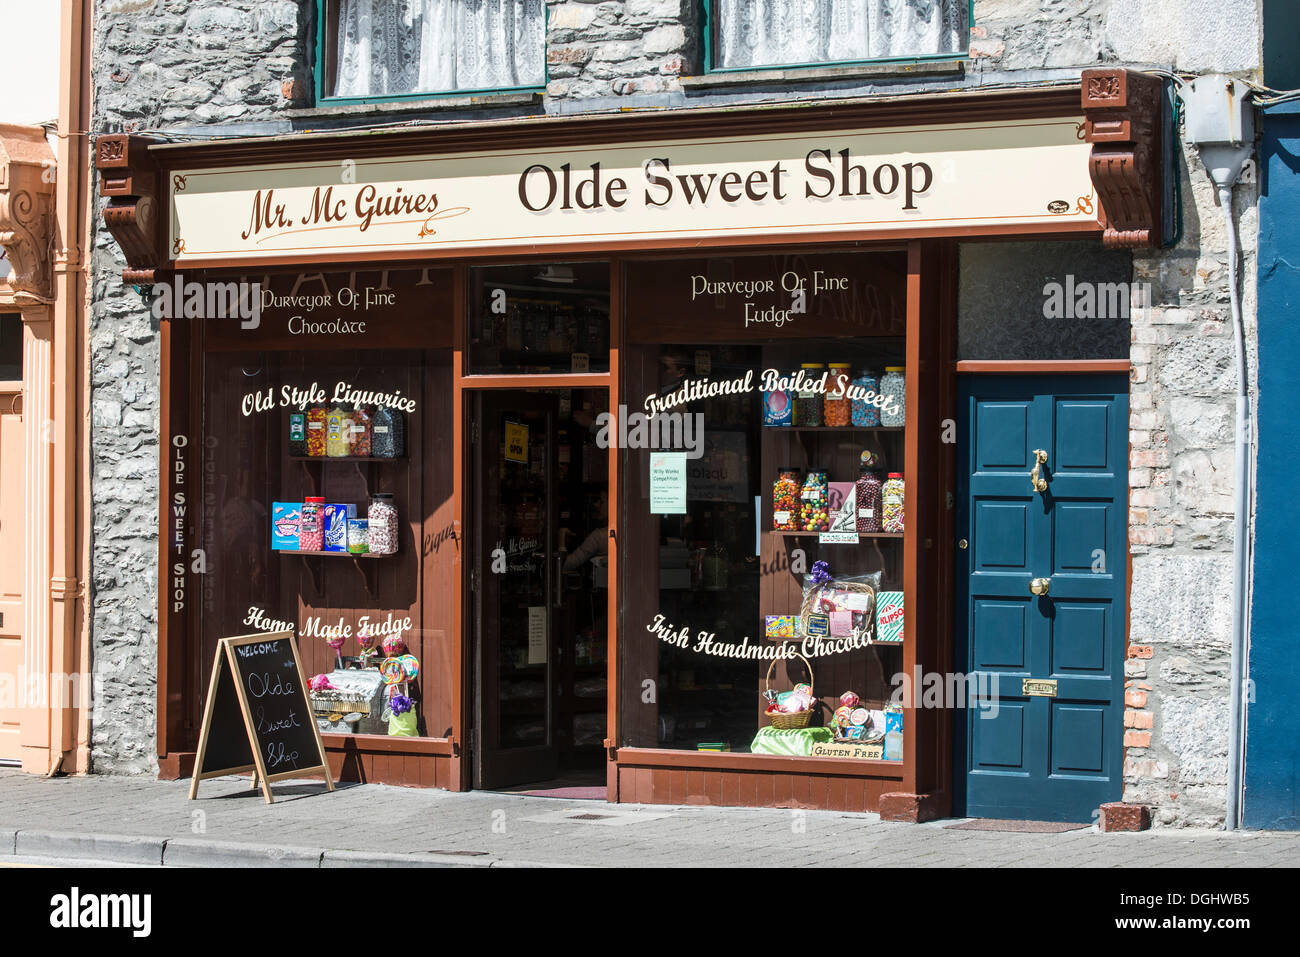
96,133,167,285
1081,68,1166,249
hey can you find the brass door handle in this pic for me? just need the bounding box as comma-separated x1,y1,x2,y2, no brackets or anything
1029,577,1051,596
1030,449,1049,493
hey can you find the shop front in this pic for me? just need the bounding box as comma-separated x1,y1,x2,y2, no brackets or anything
97,68,1165,821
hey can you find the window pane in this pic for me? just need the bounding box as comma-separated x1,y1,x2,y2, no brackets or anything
198,268,456,742
713,0,969,70
468,262,610,375
619,253,909,758
958,241,1133,361
0,315,21,380
331,0,545,98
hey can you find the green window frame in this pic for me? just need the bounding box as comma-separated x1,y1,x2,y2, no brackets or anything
701,0,973,74
313,0,549,107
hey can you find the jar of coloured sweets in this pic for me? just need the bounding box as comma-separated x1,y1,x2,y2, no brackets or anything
882,473,905,533
880,367,906,427
773,468,801,530
850,372,880,427
367,493,398,555
349,404,373,457
372,405,406,459
347,518,370,554
855,451,884,534
306,405,327,457
823,363,852,426
800,470,829,531
793,364,824,426
300,496,326,551
327,401,351,457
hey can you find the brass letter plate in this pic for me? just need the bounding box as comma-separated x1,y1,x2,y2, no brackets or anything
1022,678,1058,697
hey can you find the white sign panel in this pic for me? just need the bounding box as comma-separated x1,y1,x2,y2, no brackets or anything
168,117,1096,263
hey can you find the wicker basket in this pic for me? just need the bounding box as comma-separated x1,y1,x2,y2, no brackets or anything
798,579,878,642
764,652,815,729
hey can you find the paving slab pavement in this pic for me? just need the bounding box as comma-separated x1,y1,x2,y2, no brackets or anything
1,769,1297,867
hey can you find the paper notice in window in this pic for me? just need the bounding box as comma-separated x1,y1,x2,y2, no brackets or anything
527,606,547,664
649,452,687,514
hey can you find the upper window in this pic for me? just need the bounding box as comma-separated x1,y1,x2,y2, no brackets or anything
322,0,546,101
708,0,969,71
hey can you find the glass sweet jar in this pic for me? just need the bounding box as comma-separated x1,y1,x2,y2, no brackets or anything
773,468,801,530
367,493,399,555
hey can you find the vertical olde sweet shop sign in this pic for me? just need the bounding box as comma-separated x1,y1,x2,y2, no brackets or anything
167,118,1097,263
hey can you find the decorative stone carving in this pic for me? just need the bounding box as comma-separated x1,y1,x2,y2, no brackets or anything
96,133,165,285
0,123,56,303
1081,68,1166,249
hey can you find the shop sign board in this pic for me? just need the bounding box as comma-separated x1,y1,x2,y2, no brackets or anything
168,117,1097,263
189,630,333,804
810,740,885,760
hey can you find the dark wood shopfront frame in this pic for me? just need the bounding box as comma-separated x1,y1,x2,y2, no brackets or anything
97,68,1162,818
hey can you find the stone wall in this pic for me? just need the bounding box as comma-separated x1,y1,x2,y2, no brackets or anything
1122,143,1258,827
546,0,699,101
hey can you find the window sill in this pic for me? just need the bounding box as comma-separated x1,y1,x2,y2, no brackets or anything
682,58,965,91
289,89,543,120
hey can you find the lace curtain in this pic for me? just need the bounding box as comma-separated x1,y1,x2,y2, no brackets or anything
333,0,545,97
713,0,968,69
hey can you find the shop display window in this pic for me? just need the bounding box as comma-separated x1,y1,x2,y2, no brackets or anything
468,262,610,375
619,251,910,760
196,278,455,743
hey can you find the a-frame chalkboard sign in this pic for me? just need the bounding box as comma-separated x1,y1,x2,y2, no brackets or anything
189,630,334,804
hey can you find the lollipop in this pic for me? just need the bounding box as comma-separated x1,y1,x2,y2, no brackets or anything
839,690,860,709
309,674,335,691
399,654,420,681
382,634,406,657
834,705,854,728
325,634,345,651
357,631,378,652
380,657,405,685
792,682,812,698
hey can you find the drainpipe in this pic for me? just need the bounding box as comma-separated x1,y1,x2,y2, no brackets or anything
1176,76,1256,830
48,0,91,775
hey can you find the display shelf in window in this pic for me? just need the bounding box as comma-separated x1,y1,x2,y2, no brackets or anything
277,549,389,559
290,456,407,463
770,531,903,539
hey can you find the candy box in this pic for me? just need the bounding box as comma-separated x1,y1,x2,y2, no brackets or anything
763,389,793,426
876,590,904,643
765,615,798,640
830,610,853,637
271,502,302,550
884,707,904,734
323,503,356,552
828,482,857,532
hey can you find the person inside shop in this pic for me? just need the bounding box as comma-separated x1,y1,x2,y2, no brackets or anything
561,488,608,576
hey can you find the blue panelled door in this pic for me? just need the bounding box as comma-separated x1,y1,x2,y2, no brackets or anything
955,375,1128,822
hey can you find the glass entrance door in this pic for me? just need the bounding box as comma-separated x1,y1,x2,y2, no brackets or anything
472,391,561,788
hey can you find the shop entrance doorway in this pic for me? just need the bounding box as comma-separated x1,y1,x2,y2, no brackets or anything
954,374,1129,822
470,388,610,791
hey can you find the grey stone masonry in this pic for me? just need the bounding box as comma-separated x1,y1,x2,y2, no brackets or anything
86,0,1265,829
